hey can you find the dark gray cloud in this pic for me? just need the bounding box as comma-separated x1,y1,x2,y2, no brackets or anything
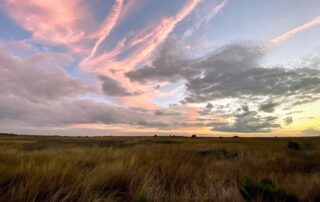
137,120,170,128
259,101,279,113
126,42,320,133
126,40,191,83
242,105,249,112
212,109,280,133
184,66,320,103
154,110,181,116
99,75,132,97
127,43,262,84
126,42,320,105
99,75,143,97
284,117,293,125
206,103,213,109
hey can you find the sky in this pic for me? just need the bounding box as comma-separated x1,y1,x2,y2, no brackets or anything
0,0,319,137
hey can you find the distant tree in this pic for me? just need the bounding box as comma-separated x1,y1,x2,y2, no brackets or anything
191,134,197,138
154,134,158,137
233,135,240,138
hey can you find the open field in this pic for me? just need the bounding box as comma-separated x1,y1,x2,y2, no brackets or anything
0,134,320,202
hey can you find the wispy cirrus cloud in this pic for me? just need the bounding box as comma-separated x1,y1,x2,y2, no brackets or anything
84,0,124,62
267,16,320,47
80,0,202,108
85,0,203,74
184,0,228,37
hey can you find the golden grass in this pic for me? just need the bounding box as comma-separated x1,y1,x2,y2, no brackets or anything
0,135,319,201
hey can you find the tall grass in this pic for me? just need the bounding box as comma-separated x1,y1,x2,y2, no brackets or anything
0,136,319,201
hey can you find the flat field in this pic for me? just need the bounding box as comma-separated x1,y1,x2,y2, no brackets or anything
0,134,319,202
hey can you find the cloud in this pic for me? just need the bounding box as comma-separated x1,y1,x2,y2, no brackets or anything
154,110,182,117
86,0,202,76
126,42,320,133
0,96,149,127
0,49,202,129
84,0,124,62
126,40,190,82
118,0,202,70
183,0,228,37
284,117,293,125
2,0,92,47
268,16,320,48
127,42,320,105
259,101,279,113
0,40,38,54
0,92,206,130
212,109,280,133
99,75,132,97
0,52,90,102
302,128,320,136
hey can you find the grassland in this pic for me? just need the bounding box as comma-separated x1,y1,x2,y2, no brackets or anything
0,134,319,202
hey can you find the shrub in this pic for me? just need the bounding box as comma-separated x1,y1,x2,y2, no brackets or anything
134,195,148,202
302,141,313,150
287,141,301,150
191,134,197,138
195,148,239,160
239,177,298,202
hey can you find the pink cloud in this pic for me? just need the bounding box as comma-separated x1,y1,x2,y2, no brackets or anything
267,16,320,48
84,0,124,62
80,0,202,108
4,0,202,109
85,0,202,73
119,0,202,71
3,0,92,47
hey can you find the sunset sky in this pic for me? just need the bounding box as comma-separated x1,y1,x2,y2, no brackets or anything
0,0,319,136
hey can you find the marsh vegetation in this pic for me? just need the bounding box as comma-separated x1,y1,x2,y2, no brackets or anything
0,134,319,202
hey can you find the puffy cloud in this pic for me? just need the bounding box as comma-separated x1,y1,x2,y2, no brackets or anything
0,52,90,102
0,51,166,129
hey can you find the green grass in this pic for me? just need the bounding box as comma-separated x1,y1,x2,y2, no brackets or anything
0,134,320,202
